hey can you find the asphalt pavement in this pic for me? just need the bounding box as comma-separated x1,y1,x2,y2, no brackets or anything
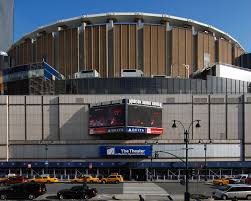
33,182,217,200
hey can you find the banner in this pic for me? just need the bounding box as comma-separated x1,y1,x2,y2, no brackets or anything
100,146,152,157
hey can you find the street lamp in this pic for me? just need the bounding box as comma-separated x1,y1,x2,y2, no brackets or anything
145,140,158,181
172,119,201,201
44,143,48,174
199,140,212,181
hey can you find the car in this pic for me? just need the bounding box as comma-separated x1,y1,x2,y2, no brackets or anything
30,175,59,183
245,177,251,184
83,176,100,183
0,176,28,186
213,184,251,200
71,175,100,183
57,185,97,200
229,174,249,184
100,174,124,184
71,177,84,183
0,182,46,200
213,177,233,186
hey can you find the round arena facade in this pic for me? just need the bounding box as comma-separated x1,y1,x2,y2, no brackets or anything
1,13,251,180
8,12,245,78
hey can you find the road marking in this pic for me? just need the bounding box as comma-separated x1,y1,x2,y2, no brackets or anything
123,182,167,194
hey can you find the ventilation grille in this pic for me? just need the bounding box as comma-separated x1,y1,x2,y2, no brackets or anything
193,98,208,104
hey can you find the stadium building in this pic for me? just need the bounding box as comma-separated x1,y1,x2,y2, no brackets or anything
0,13,251,180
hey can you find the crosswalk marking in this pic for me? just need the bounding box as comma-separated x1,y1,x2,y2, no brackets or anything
123,182,167,194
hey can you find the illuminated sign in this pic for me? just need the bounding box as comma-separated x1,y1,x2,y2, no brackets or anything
100,146,152,157
89,99,163,135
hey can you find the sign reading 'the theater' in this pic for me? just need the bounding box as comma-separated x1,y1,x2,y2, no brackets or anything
99,146,152,157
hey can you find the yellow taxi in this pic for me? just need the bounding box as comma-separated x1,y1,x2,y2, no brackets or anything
100,174,124,184
30,174,59,183
213,177,233,186
71,175,100,183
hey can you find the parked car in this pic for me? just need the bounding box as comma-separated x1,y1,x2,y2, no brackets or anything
71,175,100,183
0,182,46,200
245,177,251,184
229,174,249,184
213,184,251,200
213,177,233,186
57,185,97,200
30,174,59,183
0,176,28,186
100,174,124,184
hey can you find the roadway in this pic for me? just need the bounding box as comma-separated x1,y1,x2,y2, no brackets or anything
35,182,217,200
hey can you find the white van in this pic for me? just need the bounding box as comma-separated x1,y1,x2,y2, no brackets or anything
230,174,249,184
213,184,251,200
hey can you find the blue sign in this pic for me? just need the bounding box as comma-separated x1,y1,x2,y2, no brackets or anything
100,146,152,157
126,127,146,133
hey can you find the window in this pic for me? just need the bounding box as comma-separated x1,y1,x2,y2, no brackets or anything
228,187,238,192
71,186,82,191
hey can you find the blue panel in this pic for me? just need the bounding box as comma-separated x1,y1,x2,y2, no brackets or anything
100,146,152,157
43,62,63,80
0,161,251,168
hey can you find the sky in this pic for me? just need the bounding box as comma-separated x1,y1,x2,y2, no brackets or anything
14,0,251,52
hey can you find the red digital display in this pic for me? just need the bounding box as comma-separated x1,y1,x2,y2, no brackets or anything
89,104,125,128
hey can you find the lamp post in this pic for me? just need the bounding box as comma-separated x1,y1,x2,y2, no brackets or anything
145,140,158,181
199,140,212,181
172,119,201,201
45,144,48,174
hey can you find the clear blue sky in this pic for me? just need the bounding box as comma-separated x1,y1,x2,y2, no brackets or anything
14,0,251,52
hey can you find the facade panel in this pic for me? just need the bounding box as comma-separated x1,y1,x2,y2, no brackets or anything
26,106,42,140
197,32,215,70
143,25,151,76
210,103,226,140
157,26,166,75
9,105,25,140
113,25,120,77
172,28,179,77
99,26,107,77
0,105,7,144
217,39,232,65
193,102,209,139
129,25,137,69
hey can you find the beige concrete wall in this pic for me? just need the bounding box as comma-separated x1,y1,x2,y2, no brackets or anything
0,94,248,160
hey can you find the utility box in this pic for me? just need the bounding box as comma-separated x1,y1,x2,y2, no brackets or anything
74,70,100,78
121,69,144,77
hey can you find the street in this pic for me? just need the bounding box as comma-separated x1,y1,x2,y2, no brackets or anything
35,182,216,200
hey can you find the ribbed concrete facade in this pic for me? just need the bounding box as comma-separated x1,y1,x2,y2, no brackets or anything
8,13,245,78
0,94,251,162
